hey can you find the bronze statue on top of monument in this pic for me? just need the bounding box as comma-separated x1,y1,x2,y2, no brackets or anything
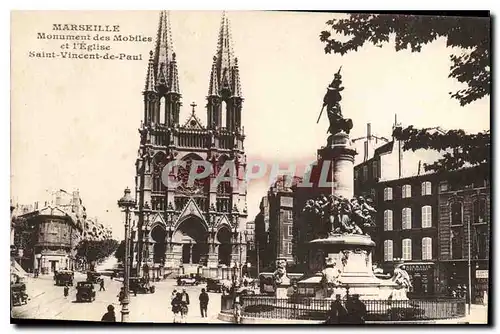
317,67,353,136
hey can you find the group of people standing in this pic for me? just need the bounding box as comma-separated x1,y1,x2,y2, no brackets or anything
325,294,368,324
170,288,210,323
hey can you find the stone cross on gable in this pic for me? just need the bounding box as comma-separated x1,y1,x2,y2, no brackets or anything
190,102,197,113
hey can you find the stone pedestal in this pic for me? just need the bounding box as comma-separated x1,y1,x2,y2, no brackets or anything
317,132,356,199
276,285,290,299
299,234,408,300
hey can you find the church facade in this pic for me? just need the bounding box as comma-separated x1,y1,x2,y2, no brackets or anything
131,11,249,279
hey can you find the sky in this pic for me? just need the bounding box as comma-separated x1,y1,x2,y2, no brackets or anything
11,11,490,239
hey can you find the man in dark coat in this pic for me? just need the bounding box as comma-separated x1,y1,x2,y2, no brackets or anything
63,284,69,298
325,294,348,324
180,288,190,322
100,279,105,291
101,304,116,322
346,294,367,324
199,288,209,318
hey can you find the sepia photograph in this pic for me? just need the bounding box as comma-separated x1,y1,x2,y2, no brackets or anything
10,10,490,325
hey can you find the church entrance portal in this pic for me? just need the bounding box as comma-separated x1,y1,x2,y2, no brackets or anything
217,227,232,266
151,225,167,264
174,216,209,266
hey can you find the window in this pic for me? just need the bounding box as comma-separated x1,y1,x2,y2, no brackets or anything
384,240,393,261
473,225,488,259
421,181,432,196
384,187,393,201
421,206,432,228
451,227,463,259
422,237,432,260
402,207,412,229
384,210,393,231
473,199,487,223
287,225,293,238
372,161,378,179
362,165,368,180
451,202,463,226
402,238,412,260
402,184,412,198
287,242,293,255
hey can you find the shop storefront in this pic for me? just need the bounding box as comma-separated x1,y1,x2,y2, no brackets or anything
439,261,489,304
403,262,435,297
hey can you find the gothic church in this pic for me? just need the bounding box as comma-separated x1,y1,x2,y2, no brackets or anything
131,11,250,279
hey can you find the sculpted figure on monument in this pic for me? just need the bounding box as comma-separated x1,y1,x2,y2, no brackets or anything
303,194,374,237
321,257,342,289
273,259,290,286
393,264,412,289
318,67,353,135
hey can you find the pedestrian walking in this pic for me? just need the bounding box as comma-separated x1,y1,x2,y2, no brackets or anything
63,284,69,298
233,292,242,324
345,294,367,324
171,289,178,302
117,287,125,304
172,292,182,323
99,279,105,291
199,288,209,318
101,304,116,322
180,288,190,323
325,294,348,324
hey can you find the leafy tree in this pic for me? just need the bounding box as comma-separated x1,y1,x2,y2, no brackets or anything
75,239,119,266
392,126,490,173
320,14,490,105
114,240,134,263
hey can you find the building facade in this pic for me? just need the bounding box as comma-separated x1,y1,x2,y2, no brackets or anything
254,176,302,272
353,135,490,299
436,165,490,303
12,190,111,274
132,11,250,279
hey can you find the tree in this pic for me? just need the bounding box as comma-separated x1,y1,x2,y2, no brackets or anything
320,14,490,105
114,240,134,263
75,239,119,267
392,126,490,173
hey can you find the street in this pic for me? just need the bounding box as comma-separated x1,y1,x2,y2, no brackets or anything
12,272,226,323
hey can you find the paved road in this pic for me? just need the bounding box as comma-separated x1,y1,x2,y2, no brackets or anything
12,273,225,323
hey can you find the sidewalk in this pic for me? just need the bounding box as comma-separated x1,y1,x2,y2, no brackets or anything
465,304,488,324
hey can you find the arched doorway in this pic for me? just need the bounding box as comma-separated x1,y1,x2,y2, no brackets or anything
217,226,232,266
151,225,167,264
174,216,209,266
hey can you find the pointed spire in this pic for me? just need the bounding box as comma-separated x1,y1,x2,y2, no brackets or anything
208,11,242,98
153,10,179,94
168,53,180,94
144,51,156,92
208,56,220,96
231,58,242,98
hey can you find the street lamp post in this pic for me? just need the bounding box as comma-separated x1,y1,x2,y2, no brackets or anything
118,187,136,323
467,216,472,315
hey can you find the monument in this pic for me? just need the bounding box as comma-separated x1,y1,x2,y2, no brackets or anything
295,68,410,301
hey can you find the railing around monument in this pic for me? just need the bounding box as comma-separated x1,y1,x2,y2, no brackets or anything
222,296,466,321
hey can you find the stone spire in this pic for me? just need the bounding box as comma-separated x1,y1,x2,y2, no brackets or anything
208,56,220,96
231,58,242,98
208,12,242,98
144,51,155,92
153,10,179,94
168,53,180,94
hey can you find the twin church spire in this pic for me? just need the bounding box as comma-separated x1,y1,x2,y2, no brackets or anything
143,11,243,131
